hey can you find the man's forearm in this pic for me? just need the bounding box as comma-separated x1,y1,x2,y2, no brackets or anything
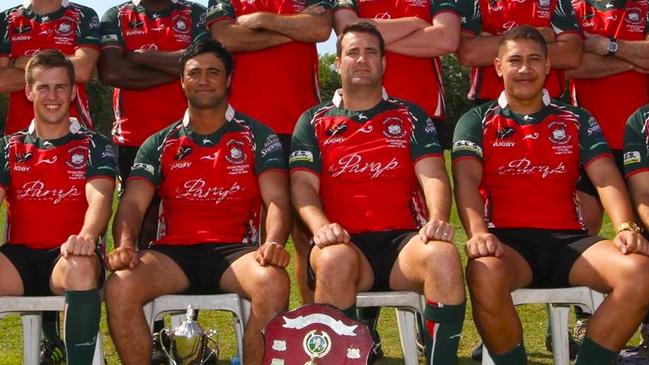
255,12,332,43
99,51,179,89
615,39,649,70
290,179,330,234
547,35,583,70
79,195,113,240
0,66,26,93
568,52,634,79
264,202,291,245
127,50,183,75
453,160,489,237
210,23,292,52
456,33,500,66
386,23,459,57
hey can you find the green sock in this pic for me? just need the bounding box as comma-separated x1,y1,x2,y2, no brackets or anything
423,301,465,364
64,289,101,365
575,336,618,365
341,305,358,321
356,307,380,341
491,343,527,365
42,311,61,340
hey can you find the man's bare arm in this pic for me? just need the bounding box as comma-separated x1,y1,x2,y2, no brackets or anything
98,47,178,89
238,7,332,43
452,158,489,237
587,157,636,226
210,19,293,52
259,171,292,245
628,172,649,229
78,178,116,242
126,49,184,75
112,179,156,250
333,8,424,44
290,170,328,234
547,33,582,69
582,33,649,70
456,32,500,67
567,51,634,79
0,57,27,93
386,13,459,58
415,156,451,221
68,46,100,83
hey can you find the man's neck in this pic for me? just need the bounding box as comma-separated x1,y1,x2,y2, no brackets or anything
29,0,62,14
340,86,383,111
142,0,173,12
34,118,71,140
187,104,228,135
506,94,544,116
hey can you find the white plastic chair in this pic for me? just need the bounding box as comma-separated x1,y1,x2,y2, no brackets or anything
482,286,605,365
0,296,105,365
143,293,251,363
356,291,425,365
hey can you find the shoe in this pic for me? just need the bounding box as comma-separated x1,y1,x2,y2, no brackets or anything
367,328,384,364
616,344,649,364
151,331,170,365
640,323,649,346
545,333,579,360
471,342,483,361
202,347,219,365
40,338,66,365
574,318,590,343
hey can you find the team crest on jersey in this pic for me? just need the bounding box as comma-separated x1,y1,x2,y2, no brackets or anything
548,122,570,145
66,146,86,170
538,0,550,9
626,8,644,25
226,140,246,164
382,117,406,139
55,22,74,36
172,15,191,34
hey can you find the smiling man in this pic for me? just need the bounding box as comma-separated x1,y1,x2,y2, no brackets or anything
105,39,291,365
453,25,649,365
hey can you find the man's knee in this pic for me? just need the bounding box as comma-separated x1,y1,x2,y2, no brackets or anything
420,241,463,273
105,271,148,308
467,258,510,303
58,255,101,288
312,244,360,280
612,256,649,301
247,266,289,307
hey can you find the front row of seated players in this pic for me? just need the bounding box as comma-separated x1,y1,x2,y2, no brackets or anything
452,26,649,365
4,25,649,365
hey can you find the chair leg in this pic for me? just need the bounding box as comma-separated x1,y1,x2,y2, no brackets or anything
549,304,571,365
236,299,251,362
396,308,419,365
482,345,496,365
22,313,43,365
92,333,104,365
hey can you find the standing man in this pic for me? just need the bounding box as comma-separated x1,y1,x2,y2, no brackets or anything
99,0,207,190
569,0,649,234
0,0,100,134
0,49,116,365
332,0,460,146
206,0,332,305
105,39,291,365
453,26,649,365
457,0,583,104
291,22,466,365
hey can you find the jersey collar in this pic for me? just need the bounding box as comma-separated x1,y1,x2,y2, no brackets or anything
27,117,81,135
23,0,70,9
332,87,389,108
497,89,551,109
131,0,178,5
181,105,236,127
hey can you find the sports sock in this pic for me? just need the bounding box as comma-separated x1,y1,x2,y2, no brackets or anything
341,305,358,321
64,289,101,365
357,307,380,341
423,300,465,364
491,343,527,365
42,311,61,340
575,336,618,365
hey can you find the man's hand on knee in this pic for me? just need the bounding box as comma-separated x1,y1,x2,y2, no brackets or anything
465,232,504,259
313,223,350,248
106,246,139,271
419,219,454,243
256,241,290,267
60,234,97,258
614,231,649,256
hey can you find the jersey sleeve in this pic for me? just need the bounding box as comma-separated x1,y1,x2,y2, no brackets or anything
76,5,101,49
206,0,236,25
577,110,611,166
0,9,9,57
0,137,11,189
190,3,208,41
431,0,459,17
623,107,649,177
409,104,443,161
552,0,580,35
458,0,481,35
100,6,125,49
289,109,322,174
251,123,288,174
334,0,357,11
87,133,117,180
451,106,485,161
307,0,335,10
129,133,163,186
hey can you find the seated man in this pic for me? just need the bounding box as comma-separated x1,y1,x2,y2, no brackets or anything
105,39,291,365
453,25,649,365
290,22,466,364
0,49,116,365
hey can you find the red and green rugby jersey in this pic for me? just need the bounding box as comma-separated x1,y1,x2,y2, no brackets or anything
570,0,649,150
333,0,458,120
452,92,611,229
206,0,333,135
129,106,287,246
623,104,649,177
0,119,116,249
459,0,580,100
0,0,100,134
100,0,207,147
290,90,443,233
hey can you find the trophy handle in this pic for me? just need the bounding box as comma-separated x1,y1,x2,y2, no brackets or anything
200,330,219,365
159,329,177,365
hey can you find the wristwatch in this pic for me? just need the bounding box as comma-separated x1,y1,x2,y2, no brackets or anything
607,37,619,56
615,221,641,234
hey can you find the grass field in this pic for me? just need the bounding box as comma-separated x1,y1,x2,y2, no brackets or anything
0,155,641,364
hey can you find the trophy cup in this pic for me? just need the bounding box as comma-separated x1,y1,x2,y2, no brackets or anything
159,305,218,365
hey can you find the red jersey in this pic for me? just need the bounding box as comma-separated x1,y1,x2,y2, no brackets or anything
334,0,459,119
206,0,331,135
570,0,649,150
460,0,581,100
0,119,116,249
290,90,443,233
129,107,287,246
100,0,207,147
0,0,100,134
452,92,611,229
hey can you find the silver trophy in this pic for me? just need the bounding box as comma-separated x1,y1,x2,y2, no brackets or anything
159,305,218,365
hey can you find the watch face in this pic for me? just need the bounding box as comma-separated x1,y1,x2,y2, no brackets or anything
608,41,619,53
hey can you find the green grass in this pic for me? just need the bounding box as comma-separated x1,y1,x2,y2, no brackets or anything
0,155,641,364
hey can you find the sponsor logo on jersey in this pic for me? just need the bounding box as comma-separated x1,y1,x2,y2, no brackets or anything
225,140,246,164
326,123,348,136
425,118,437,134
102,34,119,42
488,0,504,11
624,151,642,165
289,150,314,163
453,140,483,157
55,22,74,36
586,117,602,136
175,145,193,160
133,162,155,175
15,152,33,163
498,158,567,178
14,25,32,34
102,145,115,159
13,165,30,172
175,179,242,204
382,117,406,139
496,127,515,139
16,180,82,204
12,34,32,41
261,135,283,158
329,153,399,179
172,15,191,34
171,161,192,170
